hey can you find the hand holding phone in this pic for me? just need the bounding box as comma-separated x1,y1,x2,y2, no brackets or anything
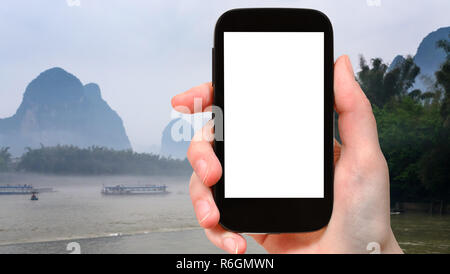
171,9,402,254
172,55,402,254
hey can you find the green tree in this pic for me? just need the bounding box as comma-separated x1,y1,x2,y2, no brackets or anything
374,97,442,202
418,133,450,203
357,55,420,108
417,36,450,205
357,55,447,204
18,145,191,176
435,37,450,126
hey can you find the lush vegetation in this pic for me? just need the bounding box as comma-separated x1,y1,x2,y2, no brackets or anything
355,38,450,204
13,145,191,176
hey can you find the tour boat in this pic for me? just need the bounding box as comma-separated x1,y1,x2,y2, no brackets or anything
101,184,168,195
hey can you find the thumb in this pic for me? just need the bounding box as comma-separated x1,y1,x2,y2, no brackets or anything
334,55,380,153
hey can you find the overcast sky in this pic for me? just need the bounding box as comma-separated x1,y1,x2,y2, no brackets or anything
0,0,449,152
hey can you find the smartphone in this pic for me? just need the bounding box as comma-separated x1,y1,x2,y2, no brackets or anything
212,8,334,233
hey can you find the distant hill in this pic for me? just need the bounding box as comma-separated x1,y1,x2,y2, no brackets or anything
388,55,406,71
0,67,131,156
414,27,449,77
160,118,192,159
390,27,449,91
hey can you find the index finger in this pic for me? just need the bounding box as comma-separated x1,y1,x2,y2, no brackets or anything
171,82,213,114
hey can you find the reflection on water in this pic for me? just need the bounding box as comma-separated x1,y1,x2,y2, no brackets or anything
0,173,449,253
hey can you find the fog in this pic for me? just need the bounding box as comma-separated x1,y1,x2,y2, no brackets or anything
0,0,449,152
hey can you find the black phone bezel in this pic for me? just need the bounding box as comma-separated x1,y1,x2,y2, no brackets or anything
212,8,334,233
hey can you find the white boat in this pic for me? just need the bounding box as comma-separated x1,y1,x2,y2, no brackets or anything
0,185,34,195
0,185,54,195
101,184,168,195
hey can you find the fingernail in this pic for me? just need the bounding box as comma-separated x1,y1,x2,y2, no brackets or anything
195,159,209,184
195,200,211,224
344,55,354,75
223,237,238,254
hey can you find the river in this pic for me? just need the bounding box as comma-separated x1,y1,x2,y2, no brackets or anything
0,173,448,253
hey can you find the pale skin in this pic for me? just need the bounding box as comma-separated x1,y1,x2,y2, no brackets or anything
171,55,403,254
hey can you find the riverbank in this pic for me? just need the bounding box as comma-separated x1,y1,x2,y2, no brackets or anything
394,202,450,215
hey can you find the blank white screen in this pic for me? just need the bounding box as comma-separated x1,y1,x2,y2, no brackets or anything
224,32,324,198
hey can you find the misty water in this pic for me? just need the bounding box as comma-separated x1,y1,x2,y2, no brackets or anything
0,173,200,244
0,173,449,253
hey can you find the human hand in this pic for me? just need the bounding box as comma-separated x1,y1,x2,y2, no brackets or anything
171,55,403,254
